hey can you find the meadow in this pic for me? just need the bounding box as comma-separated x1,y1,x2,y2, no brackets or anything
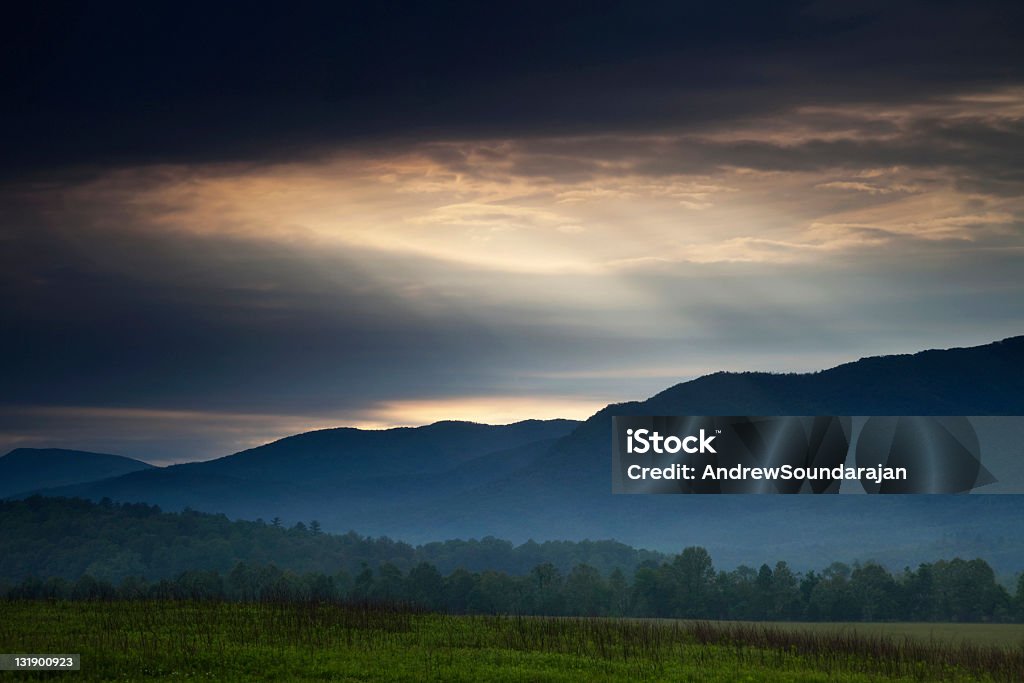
2,601,1023,682
688,620,1024,648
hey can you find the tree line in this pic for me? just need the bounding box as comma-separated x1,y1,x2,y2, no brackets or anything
3,497,1023,622
6,549,1024,623
0,496,663,581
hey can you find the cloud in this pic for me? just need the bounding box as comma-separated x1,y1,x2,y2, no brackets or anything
4,2,1023,176
814,181,920,195
3,3,1024,459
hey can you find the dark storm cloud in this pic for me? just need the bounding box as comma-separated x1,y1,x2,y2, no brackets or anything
3,1,1024,461
3,1,1023,176
0,186,648,459
411,113,1024,188
0,217,474,412
0,184,636,417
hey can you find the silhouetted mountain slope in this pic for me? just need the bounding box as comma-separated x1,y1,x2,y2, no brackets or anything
0,448,154,499
531,335,1024,493
651,334,1024,414
23,337,1024,572
197,419,578,482
384,336,1024,569
39,420,578,523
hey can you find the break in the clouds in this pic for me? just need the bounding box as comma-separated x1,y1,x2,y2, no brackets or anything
2,2,1023,461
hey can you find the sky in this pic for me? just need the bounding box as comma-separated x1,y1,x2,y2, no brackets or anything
2,1,1023,463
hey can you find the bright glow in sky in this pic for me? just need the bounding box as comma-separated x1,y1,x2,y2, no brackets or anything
3,87,1023,462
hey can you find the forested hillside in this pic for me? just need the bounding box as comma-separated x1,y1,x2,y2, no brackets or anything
0,497,660,582
0,448,153,498
3,497,1022,623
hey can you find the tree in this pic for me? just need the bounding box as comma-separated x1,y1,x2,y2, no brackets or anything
631,561,666,617
809,562,858,621
228,562,257,601
352,564,374,600
754,563,774,620
370,563,405,602
175,570,224,600
531,563,560,590
407,562,444,610
84,550,146,585
800,570,821,620
770,561,801,620
444,569,477,613
931,558,1008,621
608,568,630,616
902,563,935,621
671,547,717,618
303,573,335,601
530,563,564,614
468,571,519,614
1015,572,1024,621
565,564,610,616
72,574,115,600
850,562,900,621
309,520,322,536
719,565,758,620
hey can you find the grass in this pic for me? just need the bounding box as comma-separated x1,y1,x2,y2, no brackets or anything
689,621,1024,648
0,601,1022,681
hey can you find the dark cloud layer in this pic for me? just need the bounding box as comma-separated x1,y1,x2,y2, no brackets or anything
3,1,1023,174
2,2,1024,461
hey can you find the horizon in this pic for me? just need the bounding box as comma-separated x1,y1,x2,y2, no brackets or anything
5,333,1021,465
4,2,1024,463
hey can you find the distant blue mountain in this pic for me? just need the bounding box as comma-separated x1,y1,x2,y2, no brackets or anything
0,448,154,498
394,336,1024,569
23,336,1024,572
36,419,578,522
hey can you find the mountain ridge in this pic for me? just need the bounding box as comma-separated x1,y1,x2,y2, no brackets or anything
13,335,1024,571
0,448,155,499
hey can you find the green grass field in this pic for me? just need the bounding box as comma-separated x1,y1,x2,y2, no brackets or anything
647,619,1024,648
1,601,1022,681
